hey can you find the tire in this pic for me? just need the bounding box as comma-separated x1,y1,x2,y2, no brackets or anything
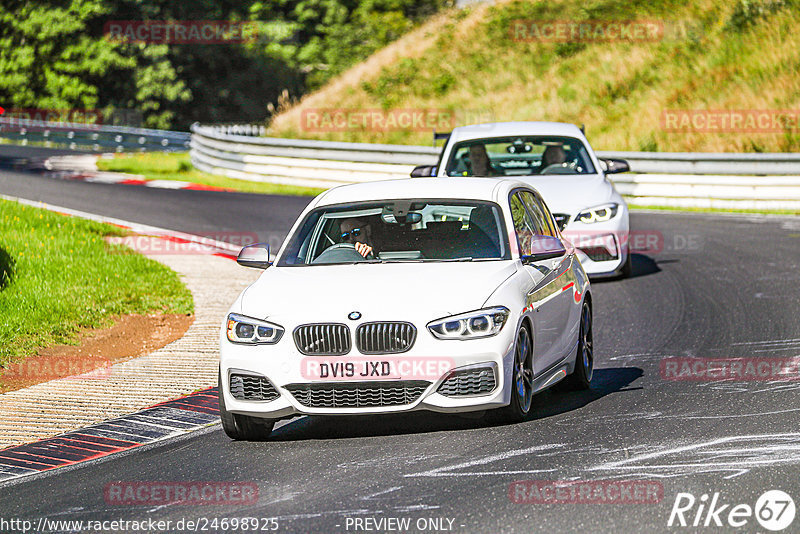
563,302,593,390
218,370,275,441
488,324,534,424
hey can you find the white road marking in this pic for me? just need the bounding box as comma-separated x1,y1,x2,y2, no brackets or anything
404,444,564,478
661,407,800,419
589,433,800,478
732,338,800,346
360,486,403,500
393,504,441,512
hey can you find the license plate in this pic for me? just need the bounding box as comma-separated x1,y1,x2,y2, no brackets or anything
315,360,395,380
300,357,455,382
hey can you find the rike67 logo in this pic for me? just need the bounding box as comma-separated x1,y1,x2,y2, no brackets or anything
668,490,795,531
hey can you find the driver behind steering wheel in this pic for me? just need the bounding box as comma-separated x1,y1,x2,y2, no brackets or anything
340,217,375,258
539,144,568,173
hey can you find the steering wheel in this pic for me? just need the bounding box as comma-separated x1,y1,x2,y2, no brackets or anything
539,163,577,175
312,242,374,264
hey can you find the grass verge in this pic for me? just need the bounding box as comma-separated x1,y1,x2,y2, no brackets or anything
628,203,800,216
97,152,325,197
0,199,194,367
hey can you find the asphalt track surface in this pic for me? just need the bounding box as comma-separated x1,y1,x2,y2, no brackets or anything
2,146,800,533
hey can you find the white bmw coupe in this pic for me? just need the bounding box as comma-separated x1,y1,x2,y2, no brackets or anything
219,178,592,440
414,122,632,278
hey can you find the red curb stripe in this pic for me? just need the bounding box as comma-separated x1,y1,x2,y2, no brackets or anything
62,433,140,448
8,447,90,463
47,438,122,454
0,453,62,469
0,388,221,480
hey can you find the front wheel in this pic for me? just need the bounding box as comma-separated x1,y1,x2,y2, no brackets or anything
218,370,275,441
563,302,593,390
488,324,534,424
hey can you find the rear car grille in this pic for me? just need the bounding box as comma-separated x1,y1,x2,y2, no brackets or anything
552,213,570,231
229,373,280,402
437,367,496,397
293,324,351,355
285,381,430,408
356,322,417,354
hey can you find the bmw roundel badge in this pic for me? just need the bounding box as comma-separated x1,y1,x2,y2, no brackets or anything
348,311,362,321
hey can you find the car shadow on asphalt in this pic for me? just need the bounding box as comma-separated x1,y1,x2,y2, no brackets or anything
267,367,643,441
591,253,662,283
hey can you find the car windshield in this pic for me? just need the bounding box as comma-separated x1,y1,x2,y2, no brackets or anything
277,199,510,266
444,135,596,177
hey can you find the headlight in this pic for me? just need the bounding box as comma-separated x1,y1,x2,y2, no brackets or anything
427,307,510,340
226,313,284,344
577,203,619,224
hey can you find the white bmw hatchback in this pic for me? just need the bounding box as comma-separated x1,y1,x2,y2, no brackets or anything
418,122,632,278
219,178,593,440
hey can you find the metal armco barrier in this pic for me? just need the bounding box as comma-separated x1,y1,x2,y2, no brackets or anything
595,151,800,176
190,123,438,188
190,124,800,209
0,117,190,152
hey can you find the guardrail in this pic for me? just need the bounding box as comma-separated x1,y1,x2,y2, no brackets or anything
0,117,190,152
190,124,800,208
594,151,800,176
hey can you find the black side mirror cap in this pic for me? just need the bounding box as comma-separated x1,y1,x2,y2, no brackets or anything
410,165,437,177
599,158,630,174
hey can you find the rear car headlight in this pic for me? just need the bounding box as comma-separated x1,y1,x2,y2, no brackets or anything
577,203,618,224
226,313,284,344
427,307,510,340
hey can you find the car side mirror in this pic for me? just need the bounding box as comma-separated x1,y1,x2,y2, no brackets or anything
599,158,630,174
410,165,437,177
237,243,271,269
521,235,566,263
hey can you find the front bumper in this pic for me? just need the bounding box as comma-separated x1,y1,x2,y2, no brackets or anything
219,325,517,419
561,220,629,277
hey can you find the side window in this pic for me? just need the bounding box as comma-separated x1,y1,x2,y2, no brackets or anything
520,191,557,237
510,192,543,253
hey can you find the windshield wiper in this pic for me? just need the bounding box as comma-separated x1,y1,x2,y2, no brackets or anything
429,257,473,262
370,257,474,263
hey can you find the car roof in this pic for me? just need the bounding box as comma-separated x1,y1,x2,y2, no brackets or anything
315,177,532,207
447,121,585,143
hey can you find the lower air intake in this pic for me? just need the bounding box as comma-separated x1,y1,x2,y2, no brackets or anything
285,381,430,408
437,367,496,397
229,373,280,402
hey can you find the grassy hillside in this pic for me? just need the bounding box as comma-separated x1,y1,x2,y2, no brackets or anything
268,0,800,152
